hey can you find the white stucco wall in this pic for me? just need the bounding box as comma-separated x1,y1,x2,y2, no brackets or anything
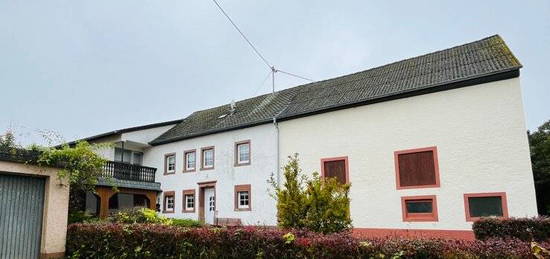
144,124,278,225
278,78,537,230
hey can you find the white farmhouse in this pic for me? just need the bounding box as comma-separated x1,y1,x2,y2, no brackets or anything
78,35,537,239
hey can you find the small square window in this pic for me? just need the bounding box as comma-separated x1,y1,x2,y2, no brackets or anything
201,147,215,169
464,193,508,221
184,150,196,172
234,185,251,211
163,192,175,213
165,153,176,174
401,195,438,222
235,141,251,165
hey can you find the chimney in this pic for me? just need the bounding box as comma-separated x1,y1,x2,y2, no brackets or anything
229,100,236,115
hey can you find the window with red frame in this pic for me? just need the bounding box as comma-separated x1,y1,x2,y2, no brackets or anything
401,195,438,222
322,158,348,184
395,147,439,188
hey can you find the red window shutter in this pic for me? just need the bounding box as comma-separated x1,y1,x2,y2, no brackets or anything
398,151,436,187
323,160,346,184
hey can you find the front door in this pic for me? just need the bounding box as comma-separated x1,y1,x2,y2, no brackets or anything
204,188,216,224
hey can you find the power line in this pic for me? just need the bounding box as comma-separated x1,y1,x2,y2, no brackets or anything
212,0,271,69
211,0,314,92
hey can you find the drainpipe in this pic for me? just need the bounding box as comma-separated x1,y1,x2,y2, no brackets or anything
273,117,280,187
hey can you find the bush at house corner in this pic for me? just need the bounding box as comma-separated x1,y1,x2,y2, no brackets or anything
473,217,550,241
66,223,549,258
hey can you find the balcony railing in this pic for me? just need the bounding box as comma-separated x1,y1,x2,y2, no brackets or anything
101,161,157,183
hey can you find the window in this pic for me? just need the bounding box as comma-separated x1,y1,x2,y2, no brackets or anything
321,157,349,184
164,153,176,174
201,147,215,170
184,150,196,172
464,192,508,221
235,140,251,166
234,184,251,211
163,191,175,213
401,195,438,222
394,146,440,189
183,189,196,212
115,148,143,165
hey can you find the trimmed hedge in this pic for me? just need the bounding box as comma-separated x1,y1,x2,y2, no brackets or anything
473,217,550,241
67,223,549,258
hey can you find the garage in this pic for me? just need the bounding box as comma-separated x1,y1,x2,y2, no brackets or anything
0,174,45,259
0,150,69,259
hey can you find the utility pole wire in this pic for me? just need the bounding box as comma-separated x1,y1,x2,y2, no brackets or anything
277,69,314,82
211,0,314,93
212,0,271,69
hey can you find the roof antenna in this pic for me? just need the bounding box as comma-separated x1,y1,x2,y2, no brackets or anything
230,100,236,114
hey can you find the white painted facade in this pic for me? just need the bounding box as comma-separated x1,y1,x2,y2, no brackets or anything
277,78,537,230
143,124,278,225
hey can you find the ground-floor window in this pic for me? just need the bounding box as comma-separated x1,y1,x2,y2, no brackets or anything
183,189,196,212
464,192,508,221
401,195,438,222
234,184,251,211
163,191,175,213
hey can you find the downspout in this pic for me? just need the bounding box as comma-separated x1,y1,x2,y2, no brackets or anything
273,117,280,187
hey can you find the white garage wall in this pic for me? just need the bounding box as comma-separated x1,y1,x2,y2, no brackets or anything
278,78,537,230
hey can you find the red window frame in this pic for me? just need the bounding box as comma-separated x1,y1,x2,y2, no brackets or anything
401,195,438,222
183,149,197,172
320,156,350,184
163,191,175,213
234,184,252,211
182,189,196,213
463,192,508,222
394,146,440,189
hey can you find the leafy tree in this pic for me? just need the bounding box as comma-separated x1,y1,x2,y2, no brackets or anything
1,130,108,192
528,120,550,215
270,154,352,233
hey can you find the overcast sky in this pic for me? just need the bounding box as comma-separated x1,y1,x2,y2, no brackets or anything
1,0,549,145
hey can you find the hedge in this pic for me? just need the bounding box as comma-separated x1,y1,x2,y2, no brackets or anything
473,217,550,241
66,223,550,258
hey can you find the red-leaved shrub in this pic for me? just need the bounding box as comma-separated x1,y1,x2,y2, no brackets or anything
67,223,549,258
473,217,550,241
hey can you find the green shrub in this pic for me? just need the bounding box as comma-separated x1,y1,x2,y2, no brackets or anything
108,208,172,225
270,154,351,234
170,218,202,228
68,211,99,224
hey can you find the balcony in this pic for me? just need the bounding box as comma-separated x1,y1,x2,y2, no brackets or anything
101,161,157,183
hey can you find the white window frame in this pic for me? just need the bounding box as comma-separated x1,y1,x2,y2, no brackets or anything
202,148,214,169
185,151,196,171
236,141,251,165
185,194,195,211
238,191,250,209
165,195,175,212
166,154,176,173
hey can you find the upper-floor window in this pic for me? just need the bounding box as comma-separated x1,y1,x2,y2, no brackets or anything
235,140,251,166
164,153,176,174
321,157,349,184
115,148,143,165
184,150,196,172
464,192,508,221
394,146,440,189
201,147,215,170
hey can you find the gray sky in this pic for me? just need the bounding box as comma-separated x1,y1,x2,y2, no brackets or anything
1,0,549,146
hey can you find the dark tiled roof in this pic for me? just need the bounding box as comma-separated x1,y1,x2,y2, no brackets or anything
150,35,521,145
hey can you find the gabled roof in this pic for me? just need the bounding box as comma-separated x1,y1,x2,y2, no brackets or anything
150,35,522,145
65,118,183,146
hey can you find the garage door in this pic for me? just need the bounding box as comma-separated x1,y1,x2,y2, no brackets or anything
0,173,45,259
